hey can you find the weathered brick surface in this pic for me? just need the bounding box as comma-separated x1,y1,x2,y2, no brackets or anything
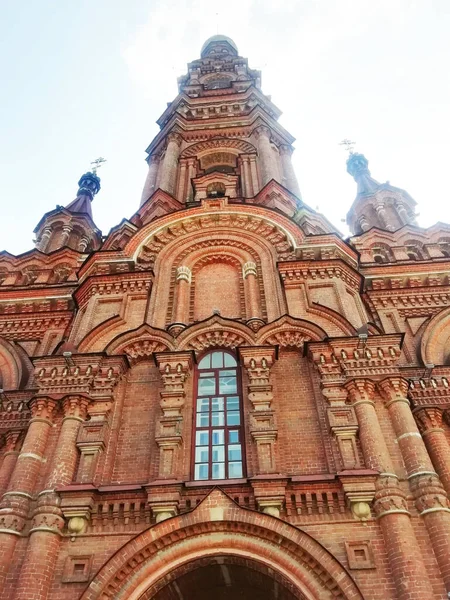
1,35,450,600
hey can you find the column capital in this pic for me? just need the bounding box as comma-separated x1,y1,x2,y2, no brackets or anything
176,265,192,283
414,406,444,435
345,379,376,404
28,397,58,422
3,430,22,452
148,153,160,164
279,144,293,156
167,132,183,146
378,377,410,406
242,261,257,279
254,125,271,139
238,346,277,385
61,395,90,421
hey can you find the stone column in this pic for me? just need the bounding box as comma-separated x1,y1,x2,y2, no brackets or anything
395,200,410,225
176,158,188,203
78,234,90,252
279,145,301,198
415,407,450,497
249,154,260,195
239,155,252,197
345,379,434,600
185,158,197,202
239,347,278,474
13,396,89,600
170,266,191,334
255,126,277,186
0,398,57,592
159,133,182,196
0,431,21,497
154,352,194,479
37,226,52,252
242,262,263,328
358,215,370,232
374,202,389,229
380,378,450,592
140,154,160,206
59,224,73,247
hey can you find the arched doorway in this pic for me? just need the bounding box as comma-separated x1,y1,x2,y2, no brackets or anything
81,489,363,600
145,555,304,600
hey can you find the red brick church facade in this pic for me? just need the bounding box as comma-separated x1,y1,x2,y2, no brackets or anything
1,35,450,600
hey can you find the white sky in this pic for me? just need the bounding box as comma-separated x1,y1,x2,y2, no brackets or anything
1,0,449,254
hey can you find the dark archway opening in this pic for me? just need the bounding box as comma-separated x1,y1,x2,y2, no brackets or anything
144,555,305,600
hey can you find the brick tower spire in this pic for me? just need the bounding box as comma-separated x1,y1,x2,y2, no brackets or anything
34,171,102,253
140,34,302,209
346,152,417,234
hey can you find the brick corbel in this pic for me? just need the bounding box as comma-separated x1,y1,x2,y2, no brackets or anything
154,351,195,478
239,346,278,474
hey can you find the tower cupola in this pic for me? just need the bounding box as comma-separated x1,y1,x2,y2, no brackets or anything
34,171,102,253
346,152,417,235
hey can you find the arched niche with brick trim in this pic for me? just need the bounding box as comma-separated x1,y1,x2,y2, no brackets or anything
420,306,450,366
80,488,364,600
0,337,34,391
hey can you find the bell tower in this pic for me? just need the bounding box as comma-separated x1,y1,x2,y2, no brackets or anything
140,35,302,209
346,152,417,234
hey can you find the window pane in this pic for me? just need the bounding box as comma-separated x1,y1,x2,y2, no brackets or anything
212,445,225,462
226,397,239,411
224,353,237,367
196,431,209,446
227,411,240,426
196,413,209,427
212,463,225,479
211,397,224,412
229,462,243,478
211,412,224,426
196,447,209,462
198,355,211,369
198,377,215,395
219,376,237,394
221,370,236,376
211,352,223,369
228,444,242,461
197,398,209,413
195,464,209,480
212,429,225,445
229,430,239,443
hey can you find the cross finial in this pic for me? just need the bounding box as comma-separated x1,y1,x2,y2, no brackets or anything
339,139,356,155
90,157,107,174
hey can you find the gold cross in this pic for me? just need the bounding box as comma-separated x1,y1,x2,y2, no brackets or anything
90,157,107,173
339,139,355,154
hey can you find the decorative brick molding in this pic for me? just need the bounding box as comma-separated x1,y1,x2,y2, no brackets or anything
239,346,278,474
154,351,195,478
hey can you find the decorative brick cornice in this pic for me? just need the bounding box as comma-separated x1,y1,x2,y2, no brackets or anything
278,259,362,291
307,334,403,379
74,271,153,309
32,355,128,398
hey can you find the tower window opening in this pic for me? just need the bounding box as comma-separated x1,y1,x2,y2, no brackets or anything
193,350,245,481
207,182,226,198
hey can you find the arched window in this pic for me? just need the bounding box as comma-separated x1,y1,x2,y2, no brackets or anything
193,350,245,481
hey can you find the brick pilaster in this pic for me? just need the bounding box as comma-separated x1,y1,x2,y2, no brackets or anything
346,379,434,600
239,347,278,475
415,407,450,497
0,397,57,592
380,377,450,592
154,351,194,479
13,395,89,600
0,430,21,497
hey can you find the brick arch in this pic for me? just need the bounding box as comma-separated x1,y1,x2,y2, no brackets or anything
105,324,175,363
80,488,363,600
256,315,327,348
180,137,256,158
0,337,34,390
420,307,450,365
176,315,255,351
